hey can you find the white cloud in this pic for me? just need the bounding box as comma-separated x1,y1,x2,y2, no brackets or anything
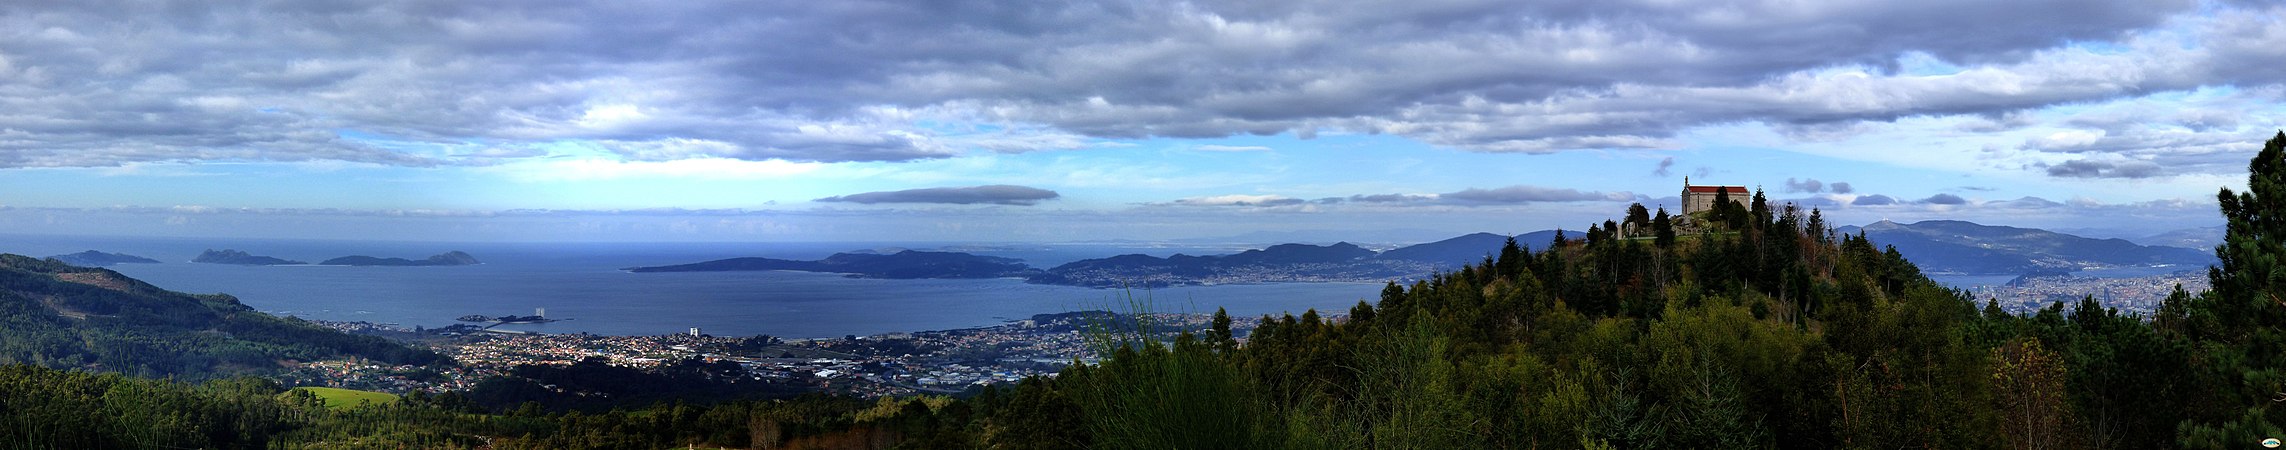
1195,145,1273,152
0,0,2256,168
2025,129,2108,151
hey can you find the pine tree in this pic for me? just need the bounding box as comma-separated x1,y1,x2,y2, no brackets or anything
1208,308,1237,355
1750,189,1772,230
2178,131,2286,446
1653,207,1676,248
2207,130,2286,347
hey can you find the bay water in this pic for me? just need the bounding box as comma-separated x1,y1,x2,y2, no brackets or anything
0,235,1385,338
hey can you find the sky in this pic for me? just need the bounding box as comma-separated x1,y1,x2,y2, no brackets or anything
0,0,2281,243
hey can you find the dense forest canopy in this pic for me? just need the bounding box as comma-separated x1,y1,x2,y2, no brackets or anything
0,132,2282,449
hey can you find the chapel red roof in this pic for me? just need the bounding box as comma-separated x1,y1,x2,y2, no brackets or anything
1685,185,1749,194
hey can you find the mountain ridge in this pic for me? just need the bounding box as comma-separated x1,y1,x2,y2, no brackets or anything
1839,219,2213,275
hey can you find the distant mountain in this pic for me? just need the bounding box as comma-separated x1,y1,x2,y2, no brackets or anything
0,254,444,380
1374,232,1512,267
626,250,1037,279
1513,230,1567,250
191,249,305,266
2134,225,2225,251
1036,242,1391,288
45,250,160,267
1221,242,1375,265
320,251,480,266
1839,220,2215,275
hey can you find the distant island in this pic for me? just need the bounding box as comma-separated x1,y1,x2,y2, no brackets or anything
629,233,1542,288
45,250,161,267
320,251,480,266
192,249,306,265
626,250,1039,279
635,247,1046,279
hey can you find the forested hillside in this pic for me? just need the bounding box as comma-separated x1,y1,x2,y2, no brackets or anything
894,132,2286,449
0,254,446,380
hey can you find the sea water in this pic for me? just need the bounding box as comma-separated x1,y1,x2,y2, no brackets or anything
0,235,1382,338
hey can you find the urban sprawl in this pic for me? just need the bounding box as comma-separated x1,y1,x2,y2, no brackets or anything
288,312,1233,398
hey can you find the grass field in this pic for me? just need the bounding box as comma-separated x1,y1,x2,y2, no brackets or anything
290,387,400,411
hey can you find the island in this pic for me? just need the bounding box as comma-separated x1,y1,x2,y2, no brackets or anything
320,251,480,266
45,250,161,267
625,250,1039,279
192,249,306,265
627,234,1541,287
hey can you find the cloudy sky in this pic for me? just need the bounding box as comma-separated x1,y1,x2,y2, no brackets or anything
0,0,2280,243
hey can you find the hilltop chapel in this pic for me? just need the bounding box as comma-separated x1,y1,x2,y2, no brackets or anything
1679,177,1749,216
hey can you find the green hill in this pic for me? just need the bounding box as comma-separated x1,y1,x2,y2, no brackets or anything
0,254,445,380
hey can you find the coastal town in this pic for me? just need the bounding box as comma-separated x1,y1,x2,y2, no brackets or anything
289,311,1243,398
1964,271,2210,316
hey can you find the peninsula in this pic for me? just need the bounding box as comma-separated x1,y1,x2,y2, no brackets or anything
46,250,161,267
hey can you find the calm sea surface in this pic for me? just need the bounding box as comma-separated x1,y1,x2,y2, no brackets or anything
0,235,1383,338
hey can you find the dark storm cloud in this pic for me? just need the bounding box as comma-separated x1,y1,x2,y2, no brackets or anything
814,185,1061,206
0,0,2255,167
